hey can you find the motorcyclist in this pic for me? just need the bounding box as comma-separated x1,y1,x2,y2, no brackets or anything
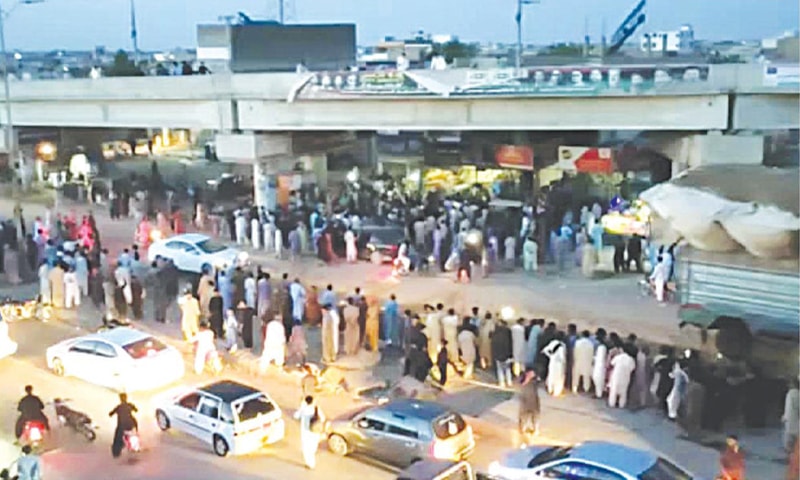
15,386,48,439
108,393,138,458
8,445,41,480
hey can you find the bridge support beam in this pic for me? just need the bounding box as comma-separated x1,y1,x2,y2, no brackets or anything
648,132,764,175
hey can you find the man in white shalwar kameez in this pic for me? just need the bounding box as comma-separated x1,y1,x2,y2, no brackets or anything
592,341,608,398
424,305,442,362
263,221,274,253
74,252,89,297
38,263,50,305
608,348,637,408
294,396,323,469
511,320,526,377
344,229,357,263
650,255,668,302
250,216,261,250
572,331,594,394
289,279,306,324
274,227,283,260
234,211,248,246
63,268,81,309
244,274,257,309
542,335,566,397
261,317,286,368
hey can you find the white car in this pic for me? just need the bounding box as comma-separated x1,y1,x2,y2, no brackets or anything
154,380,285,457
488,441,695,480
147,233,248,274
46,327,185,392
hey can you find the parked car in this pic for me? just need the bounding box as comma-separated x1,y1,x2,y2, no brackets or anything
45,327,184,392
327,399,475,468
397,460,495,480
147,233,248,274
487,441,695,480
358,224,406,264
154,380,285,457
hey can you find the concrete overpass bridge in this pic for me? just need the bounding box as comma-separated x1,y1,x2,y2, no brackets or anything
0,63,796,133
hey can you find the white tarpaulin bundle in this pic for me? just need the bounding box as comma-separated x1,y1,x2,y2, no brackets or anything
640,165,800,259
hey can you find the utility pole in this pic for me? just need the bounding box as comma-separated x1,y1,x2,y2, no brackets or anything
278,0,284,23
515,0,539,75
130,0,139,64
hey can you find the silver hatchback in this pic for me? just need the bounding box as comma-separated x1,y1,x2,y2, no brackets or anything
327,399,475,468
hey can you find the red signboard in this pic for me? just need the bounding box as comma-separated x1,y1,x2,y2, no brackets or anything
558,146,614,174
495,145,534,171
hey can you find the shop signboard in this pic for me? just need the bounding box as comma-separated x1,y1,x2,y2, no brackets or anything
495,145,534,171
558,146,614,174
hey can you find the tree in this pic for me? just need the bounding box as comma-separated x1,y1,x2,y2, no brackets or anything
105,50,144,77
431,41,479,63
539,43,584,57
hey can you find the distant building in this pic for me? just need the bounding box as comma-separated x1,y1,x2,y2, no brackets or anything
762,30,800,62
640,25,695,55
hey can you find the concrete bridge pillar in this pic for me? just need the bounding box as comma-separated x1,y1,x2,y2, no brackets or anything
648,132,765,175
214,132,299,210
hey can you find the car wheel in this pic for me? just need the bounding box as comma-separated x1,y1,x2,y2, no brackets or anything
327,434,349,457
213,435,229,457
156,410,170,431
51,358,65,377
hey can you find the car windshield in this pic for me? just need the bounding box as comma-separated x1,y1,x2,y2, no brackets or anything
196,239,227,254
432,413,467,439
234,395,276,422
527,446,574,468
639,458,693,480
123,337,168,359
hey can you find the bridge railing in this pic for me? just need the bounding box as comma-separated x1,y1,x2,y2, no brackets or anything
0,63,796,103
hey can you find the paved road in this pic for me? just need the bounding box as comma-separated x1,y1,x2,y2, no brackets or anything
0,319,400,480
1,315,518,480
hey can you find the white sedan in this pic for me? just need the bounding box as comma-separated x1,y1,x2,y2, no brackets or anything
147,233,248,274
46,327,185,392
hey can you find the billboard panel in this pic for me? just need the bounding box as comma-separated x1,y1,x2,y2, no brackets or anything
230,23,356,73
495,145,534,170
558,146,614,174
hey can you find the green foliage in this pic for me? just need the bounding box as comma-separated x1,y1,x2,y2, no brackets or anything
431,41,479,63
105,50,144,77
539,43,584,57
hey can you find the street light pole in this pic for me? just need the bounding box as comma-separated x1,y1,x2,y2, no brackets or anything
0,0,43,196
515,0,539,76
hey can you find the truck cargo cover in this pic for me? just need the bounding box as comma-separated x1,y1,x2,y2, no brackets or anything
640,165,800,259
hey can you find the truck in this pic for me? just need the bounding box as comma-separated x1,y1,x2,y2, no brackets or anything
677,247,800,378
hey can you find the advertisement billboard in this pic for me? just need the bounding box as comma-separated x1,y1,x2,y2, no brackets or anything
495,145,534,170
230,23,356,73
558,146,614,174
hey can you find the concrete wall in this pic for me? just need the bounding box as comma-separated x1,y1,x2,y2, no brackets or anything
732,93,800,130
655,133,764,174
237,94,730,131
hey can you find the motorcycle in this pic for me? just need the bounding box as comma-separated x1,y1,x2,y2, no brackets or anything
19,420,45,448
391,256,410,277
123,430,141,453
54,399,96,442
